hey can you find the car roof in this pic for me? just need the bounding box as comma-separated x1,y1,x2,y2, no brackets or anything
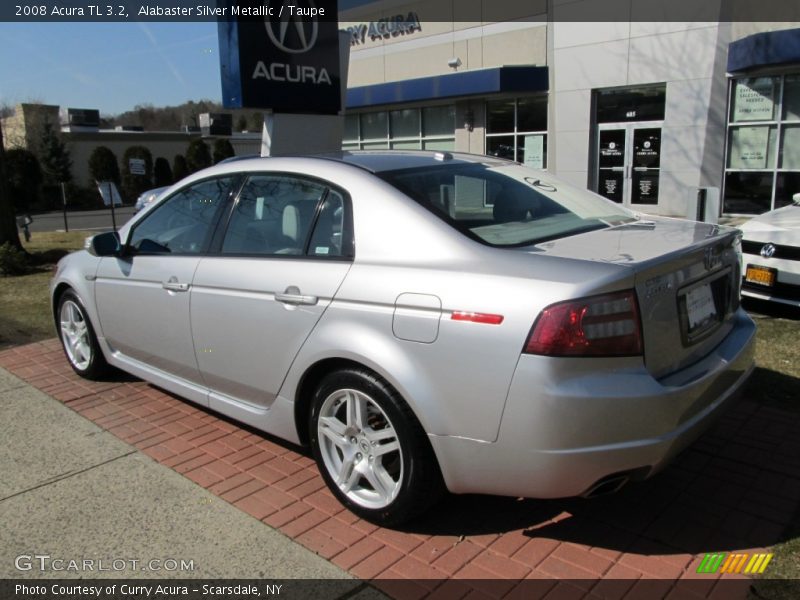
321,150,513,173
212,150,514,175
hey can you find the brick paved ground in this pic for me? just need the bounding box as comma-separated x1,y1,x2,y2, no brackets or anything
3,339,799,599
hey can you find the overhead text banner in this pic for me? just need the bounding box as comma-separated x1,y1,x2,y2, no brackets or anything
2,0,800,22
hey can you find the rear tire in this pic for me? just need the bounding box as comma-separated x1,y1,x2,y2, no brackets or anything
57,290,109,380
309,368,444,526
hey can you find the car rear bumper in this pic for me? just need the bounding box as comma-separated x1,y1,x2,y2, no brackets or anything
429,309,756,499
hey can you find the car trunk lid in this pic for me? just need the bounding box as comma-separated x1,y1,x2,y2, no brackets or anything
529,218,742,378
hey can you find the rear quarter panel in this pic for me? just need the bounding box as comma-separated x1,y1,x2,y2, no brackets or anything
279,174,635,442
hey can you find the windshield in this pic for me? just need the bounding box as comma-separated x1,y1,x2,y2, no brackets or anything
381,163,637,247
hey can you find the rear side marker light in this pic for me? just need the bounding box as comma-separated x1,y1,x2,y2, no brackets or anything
451,311,504,325
524,290,643,357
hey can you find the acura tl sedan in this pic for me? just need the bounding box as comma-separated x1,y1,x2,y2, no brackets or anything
51,151,755,525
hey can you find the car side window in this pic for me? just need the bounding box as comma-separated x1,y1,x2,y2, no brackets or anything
129,177,235,255
307,190,347,257
221,175,328,256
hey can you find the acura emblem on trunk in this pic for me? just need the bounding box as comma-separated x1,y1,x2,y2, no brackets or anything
704,247,722,271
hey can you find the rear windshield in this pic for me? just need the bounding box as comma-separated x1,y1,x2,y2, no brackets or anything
381,163,637,247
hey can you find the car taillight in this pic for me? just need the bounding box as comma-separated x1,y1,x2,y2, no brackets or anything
524,290,643,357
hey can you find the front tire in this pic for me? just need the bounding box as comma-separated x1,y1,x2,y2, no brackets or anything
309,368,444,526
57,290,109,379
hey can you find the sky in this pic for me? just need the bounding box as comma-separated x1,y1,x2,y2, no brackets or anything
0,1,378,117
0,21,230,116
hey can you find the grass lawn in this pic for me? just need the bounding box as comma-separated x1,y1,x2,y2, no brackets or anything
0,231,88,349
0,234,798,590
743,300,800,596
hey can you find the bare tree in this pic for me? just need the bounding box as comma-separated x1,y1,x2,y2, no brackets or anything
0,121,23,249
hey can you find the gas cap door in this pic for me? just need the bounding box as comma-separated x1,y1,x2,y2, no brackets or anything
392,293,442,343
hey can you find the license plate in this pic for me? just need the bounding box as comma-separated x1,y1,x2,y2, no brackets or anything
745,264,776,287
686,283,716,332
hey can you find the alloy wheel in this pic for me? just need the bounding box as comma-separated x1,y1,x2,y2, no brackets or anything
316,388,403,509
60,299,92,371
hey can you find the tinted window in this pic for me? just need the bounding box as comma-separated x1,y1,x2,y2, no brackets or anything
595,85,666,123
129,177,234,254
221,175,327,256
307,191,348,257
382,163,635,247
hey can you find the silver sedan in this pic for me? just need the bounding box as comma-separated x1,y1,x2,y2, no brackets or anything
51,151,755,525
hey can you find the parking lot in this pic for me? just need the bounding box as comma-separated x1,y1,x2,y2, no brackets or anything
1,327,797,598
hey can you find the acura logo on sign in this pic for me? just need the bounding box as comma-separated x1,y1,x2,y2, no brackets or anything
265,1,319,54
760,243,777,258
222,0,340,113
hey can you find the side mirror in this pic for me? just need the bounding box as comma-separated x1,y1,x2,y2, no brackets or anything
88,231,121,257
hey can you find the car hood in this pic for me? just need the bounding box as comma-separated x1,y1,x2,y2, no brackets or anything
528,217,734,266
738,205,800,244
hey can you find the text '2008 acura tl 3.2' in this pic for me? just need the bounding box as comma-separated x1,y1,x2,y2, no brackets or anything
51,151,755,525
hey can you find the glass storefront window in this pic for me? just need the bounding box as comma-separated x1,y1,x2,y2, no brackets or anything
391,140,421,150
517,97,548,132
485,96,548,167
360,111,387,140
343,114,358,142
781,125,800,170
486,136,515,160
731,77,778,122
595,85,666,123
344,106,455,150
486,100,515,133
522,134,546,169
724,72,800,214
784,75,800,121
423,106,455,137
728,126,777,170
390,109,420,139
776,172,800,208
423,139,455,151
362,141,389,149
724,172,774,214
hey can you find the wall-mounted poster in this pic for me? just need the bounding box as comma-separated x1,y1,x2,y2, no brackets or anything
599,130,625,168
633,129,660,168
730,126,771,169
633,171,659,204
732,77,776,122
599,170,624,203
523,134,544,169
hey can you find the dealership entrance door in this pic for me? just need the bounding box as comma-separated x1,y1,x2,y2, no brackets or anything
597,123,662,206
593,84,666,207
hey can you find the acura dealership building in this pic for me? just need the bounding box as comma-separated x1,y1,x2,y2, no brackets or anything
339,1,800,218
3,1,799,219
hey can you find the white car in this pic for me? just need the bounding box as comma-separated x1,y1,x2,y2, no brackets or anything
134,186,169,214
739,193,800,307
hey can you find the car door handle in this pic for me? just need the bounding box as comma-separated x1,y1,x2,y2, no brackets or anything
162,277,190,292
275,286,318,306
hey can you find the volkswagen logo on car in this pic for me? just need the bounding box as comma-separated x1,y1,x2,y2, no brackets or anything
760,243,777,258
217,0,341,113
